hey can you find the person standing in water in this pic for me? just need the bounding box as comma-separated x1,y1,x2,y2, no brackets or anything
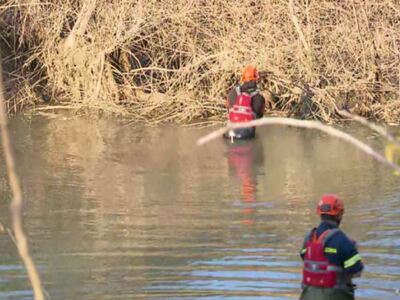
226,65,266,140
300,194,364,300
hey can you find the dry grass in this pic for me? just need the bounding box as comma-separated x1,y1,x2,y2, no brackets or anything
0,0,399,123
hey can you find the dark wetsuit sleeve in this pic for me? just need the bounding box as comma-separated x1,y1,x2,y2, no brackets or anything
227,88,237,109
325,231,364,275
251,94,265,118
340,238,364,275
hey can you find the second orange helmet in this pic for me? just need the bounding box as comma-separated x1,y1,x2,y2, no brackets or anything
241,65,259,82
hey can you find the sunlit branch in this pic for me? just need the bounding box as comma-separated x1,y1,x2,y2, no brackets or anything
196,117,400,174
0,56,45,299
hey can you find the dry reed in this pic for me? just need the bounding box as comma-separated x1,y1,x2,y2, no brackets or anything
0,0,399,123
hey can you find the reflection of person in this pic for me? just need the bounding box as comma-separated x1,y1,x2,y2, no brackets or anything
226,139,264,225
226,65,266,140
300,194,364,300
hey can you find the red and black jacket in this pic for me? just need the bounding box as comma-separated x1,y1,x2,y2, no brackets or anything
227,81,265,119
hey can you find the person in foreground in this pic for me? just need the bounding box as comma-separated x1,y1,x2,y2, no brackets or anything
299,194,364,300
225,65,266,140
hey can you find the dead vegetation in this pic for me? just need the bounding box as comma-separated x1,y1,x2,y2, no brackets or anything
0,0,399,123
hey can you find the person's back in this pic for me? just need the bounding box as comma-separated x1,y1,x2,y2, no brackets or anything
226,65,265,140
300,194,363,300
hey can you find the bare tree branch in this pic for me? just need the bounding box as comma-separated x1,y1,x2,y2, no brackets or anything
196,118,400,174
64,0,97,49
0,55,45,300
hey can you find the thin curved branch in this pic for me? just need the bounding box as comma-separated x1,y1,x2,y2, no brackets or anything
0,57,45,299
196,117,400,174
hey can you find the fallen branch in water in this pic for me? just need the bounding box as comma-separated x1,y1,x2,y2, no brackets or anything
196,117,400,174
0,57,45,299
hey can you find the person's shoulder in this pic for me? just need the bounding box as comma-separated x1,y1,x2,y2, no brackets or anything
334,228,352,240
326,227,345,239
253,92,265,102
303,227,316,241
327,228,357,249
228,86,239,96
227,86,238,101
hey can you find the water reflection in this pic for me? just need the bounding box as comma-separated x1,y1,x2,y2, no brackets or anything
225,138,264,226
0,116,399,299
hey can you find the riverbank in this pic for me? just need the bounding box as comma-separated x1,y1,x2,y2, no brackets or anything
1,1,399,124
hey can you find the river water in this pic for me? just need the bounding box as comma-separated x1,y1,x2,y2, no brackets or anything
0,115,399,300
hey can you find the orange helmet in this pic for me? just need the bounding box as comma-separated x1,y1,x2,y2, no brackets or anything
241,65,259,82
317,194,344,217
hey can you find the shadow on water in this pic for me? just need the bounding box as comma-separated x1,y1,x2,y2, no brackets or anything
0,116,399,299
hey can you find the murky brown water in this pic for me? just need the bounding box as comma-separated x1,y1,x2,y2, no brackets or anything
0,115,399,299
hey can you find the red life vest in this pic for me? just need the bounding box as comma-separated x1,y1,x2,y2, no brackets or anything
229,87,258,123
302,229,345,288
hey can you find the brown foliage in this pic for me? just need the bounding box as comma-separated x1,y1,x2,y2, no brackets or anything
0,0,399,123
